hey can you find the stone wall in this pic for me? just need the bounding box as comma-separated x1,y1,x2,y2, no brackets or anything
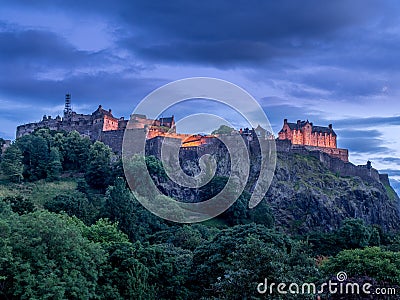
99,130,125,154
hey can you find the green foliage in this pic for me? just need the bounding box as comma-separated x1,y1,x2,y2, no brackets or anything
338,218,373,249
83,219,156,299
104,177,168,241
150,225,212,251
0,144,23,183
134,242,193,299
0,211,105,299
191,224,318,299
2,195,35,215
211,125,235,135
145,155,167,179
48,147,63,180
63,130,91,171
384,183,398,201
85,141,112,190
44,192,96,225
321,247,400,286
15,134,50,180
247,198,275,228
308,218,382,256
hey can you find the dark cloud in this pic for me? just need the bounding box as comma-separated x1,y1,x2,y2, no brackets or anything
116,0,388,67
333,129,390,154
380,170,400,177
331,116,400,129
340,138,389,154
0,29,82,67
381,157,400,165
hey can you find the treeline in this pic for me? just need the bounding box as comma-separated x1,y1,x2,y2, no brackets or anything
0,128,119,189
1,129,400,299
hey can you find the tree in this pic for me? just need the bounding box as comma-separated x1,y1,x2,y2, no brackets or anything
190,224,318,299
211,125,235,135
83,219,156,299
104,178,168,241
338,218,372,249
47,147,63,180
0,211,105,299
44,192,96,225
321,247,400,286
63,130,91,171
0,144,23,182
15,134,49,181
2,195,35,215
133,242,192,299
85,141,112,189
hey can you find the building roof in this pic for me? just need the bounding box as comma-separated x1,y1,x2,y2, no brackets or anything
92,105,116,119
312,125,336,136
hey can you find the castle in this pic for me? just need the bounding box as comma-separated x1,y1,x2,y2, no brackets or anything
16,95,349,162
278,119,349,162
14,94,393,187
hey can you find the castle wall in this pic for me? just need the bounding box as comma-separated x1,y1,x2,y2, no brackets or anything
99,130,125,154
102,115,119,131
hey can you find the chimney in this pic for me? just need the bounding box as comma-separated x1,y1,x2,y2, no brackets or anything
284,118,288,124
297,120,301,125
328,124,333,129
109,109,112,113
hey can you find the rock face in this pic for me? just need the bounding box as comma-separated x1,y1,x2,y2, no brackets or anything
149,143,400,233
265,152,400,233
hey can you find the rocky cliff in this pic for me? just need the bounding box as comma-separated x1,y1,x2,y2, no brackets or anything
265,152,400,233
148,144,400,233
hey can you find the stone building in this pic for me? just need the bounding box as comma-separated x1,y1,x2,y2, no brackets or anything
278,119,348,162
15,94,177,153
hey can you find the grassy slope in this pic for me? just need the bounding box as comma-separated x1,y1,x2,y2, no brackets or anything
0,179,77,207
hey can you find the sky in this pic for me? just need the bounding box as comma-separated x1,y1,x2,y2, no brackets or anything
0,0,399,194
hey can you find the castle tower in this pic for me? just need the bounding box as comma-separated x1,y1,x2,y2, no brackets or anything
64,93,72,118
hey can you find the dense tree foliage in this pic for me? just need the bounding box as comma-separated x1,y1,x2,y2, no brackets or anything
2,195,35,215
0,144,23,182
85,141,113,189
44,192,96,225
321,246,400,286
0,209,104,299
190,224,319,299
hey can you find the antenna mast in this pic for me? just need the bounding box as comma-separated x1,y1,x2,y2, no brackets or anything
64,93,72,117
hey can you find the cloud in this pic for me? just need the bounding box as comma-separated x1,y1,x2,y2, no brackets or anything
332,116,400,129
381,157,400,165
381,170,400,177
390,179,400,196
115,0,388,68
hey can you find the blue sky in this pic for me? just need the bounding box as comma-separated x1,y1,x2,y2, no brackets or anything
0,0,399,194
